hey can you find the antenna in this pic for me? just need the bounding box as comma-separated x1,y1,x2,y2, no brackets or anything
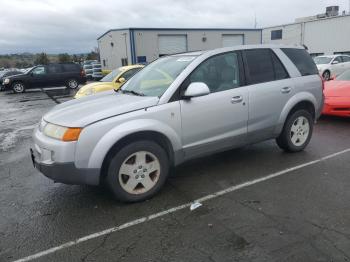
254,12,257,28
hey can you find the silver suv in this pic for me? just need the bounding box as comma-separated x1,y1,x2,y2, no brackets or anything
31,45,324,202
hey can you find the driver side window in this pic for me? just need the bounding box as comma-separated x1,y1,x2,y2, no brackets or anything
32,66,46,75
333,57,342,63
121,68,141,81
188,52,241,93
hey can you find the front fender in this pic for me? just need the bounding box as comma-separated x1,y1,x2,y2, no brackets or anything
87,119,182,169
274,92,317,135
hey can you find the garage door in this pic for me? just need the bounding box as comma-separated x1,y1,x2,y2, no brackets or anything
222,35,244,47
158,35,187,56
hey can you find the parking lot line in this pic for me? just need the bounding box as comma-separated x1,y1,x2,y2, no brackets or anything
13,147,350,262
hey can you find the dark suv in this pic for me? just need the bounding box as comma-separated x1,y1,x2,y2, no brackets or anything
2,63,87,93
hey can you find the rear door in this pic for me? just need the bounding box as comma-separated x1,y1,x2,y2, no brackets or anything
180,51,249,159
47,64,63,87
243,48,291,143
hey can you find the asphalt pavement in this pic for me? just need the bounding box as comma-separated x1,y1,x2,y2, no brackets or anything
0,88,349,262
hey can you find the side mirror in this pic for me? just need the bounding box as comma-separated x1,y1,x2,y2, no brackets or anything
118,77,126,83
30,72,34,77
332,60,339,65
183,82,210,99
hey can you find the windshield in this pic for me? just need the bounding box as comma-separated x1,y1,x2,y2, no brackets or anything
24,67,33,74
336,70,350,81
101,68,123,82
121,56,196,97
314,57,332,65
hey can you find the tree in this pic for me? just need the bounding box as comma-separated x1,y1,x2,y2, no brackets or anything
34,53,49,65
58,53,71,63
86,47,100,61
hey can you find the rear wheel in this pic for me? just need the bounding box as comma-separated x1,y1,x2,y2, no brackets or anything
276,109,313,152
66,79,79,89
106,140,169,202
12,82,25,93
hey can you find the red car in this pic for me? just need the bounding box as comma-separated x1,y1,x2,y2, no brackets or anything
322,70,350,117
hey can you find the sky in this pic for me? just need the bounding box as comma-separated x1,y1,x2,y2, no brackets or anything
0,0,348,54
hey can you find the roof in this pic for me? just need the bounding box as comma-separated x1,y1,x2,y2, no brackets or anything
264,14,350,29
97,27,262,40
119,64,144,71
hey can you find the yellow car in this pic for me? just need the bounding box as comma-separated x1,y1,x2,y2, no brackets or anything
74,65,144,98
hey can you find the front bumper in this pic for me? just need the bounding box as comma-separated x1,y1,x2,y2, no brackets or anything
31,128,100,185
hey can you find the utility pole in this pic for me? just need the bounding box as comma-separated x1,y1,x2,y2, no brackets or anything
254,12,257,28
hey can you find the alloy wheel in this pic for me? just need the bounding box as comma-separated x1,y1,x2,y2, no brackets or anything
118,151,161,195
290,116,310,146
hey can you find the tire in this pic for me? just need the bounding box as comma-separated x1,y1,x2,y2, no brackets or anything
12,82,25,93
106,140,169,202
66,79,79,89
276,109,313,153
322,70,330,81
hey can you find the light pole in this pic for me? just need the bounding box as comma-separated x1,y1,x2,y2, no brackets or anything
122,33,128,64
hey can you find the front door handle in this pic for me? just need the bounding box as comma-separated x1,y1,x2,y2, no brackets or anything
231,96,243,104
281,87,291,94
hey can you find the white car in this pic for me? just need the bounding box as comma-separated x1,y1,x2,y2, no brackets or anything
314,55,350,80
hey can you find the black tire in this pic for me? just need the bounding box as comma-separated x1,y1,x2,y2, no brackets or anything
322,70,330,81
66,78,79,89
12,82,26,93
276,109,313,153
106,140,169,202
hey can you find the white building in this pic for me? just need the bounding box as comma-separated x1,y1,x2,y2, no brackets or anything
98,7,350,69
263,12,350,57
97,28,262,70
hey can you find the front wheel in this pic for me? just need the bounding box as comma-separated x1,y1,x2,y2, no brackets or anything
276,109,313,152
12,82,26,93
106,140,169,202
322,70,330,81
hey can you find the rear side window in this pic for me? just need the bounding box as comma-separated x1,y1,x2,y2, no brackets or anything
341,56,350,62
47,64,62,73
244,49,275,84
271,52,289,80
281,48,318,76
62,64,79,72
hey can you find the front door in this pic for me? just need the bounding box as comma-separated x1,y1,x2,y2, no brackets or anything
180,51,248,160
29,66,48,88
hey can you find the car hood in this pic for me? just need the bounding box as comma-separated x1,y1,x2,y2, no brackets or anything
77,81,113,93
44,91,159,127
324,80,350,97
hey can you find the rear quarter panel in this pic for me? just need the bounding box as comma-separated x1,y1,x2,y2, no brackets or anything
274,74,323,135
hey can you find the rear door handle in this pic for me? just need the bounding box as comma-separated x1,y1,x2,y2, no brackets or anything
281,87,291,94
231,96,243,104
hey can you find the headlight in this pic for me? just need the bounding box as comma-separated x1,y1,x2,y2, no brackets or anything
3,78,10,84
85,88,96,96
43,123,82,141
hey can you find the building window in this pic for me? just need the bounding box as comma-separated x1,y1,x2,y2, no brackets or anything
121,58,128,66
103,60,106,67
271,29,282,40
334,51,350,56
137,56,147,64
310,53,324,58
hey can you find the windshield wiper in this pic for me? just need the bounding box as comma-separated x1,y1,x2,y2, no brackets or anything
120,89,145,96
